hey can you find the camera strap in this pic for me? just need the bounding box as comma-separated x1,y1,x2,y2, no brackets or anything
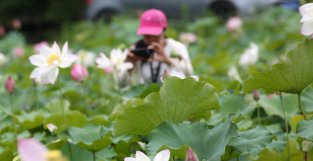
149,62,162,83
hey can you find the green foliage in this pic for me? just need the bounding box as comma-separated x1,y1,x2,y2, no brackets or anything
229,127,274,160
113,77,219,135
68,125,112,151
297,119,313,141
244,40,313,94
44,111,88,133
147,120,237,161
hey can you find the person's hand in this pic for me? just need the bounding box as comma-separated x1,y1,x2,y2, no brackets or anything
149,42,173,66
126,50,146,64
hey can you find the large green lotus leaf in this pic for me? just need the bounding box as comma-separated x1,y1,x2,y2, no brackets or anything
44,111,88,133
68,125,112,151
60,143,94,161
244,40,313,94
256,139,302,161
301,86,313,113
220,94,248,114
296,119,313,141
146,120,237,161
96,147,117,161
113,77,219,135
265,124,286,152
229,127,273,160
17,112,44,129
258,94,298,118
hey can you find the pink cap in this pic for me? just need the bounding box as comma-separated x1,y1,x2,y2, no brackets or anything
137,9,167,36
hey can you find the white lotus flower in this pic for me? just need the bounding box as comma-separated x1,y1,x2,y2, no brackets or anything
75,50,96,67
227,66,242,82
239,43,259,66
0,52,7,66
124,149,170,161
29,42,76,84
299,3,313,37
96,49,133,73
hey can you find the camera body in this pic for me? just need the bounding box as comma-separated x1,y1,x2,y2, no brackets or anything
131,48,154,59
132,39,155,59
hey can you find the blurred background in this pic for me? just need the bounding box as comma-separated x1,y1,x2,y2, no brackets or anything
0,0,302,43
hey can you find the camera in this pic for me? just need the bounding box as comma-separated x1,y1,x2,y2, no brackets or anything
131,48,154,59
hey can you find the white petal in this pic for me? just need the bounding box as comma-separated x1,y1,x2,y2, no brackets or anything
118,62,133,71
299,3,313,16
59,54,76,68
96,53,112,68
110,49,123,65
18,139,47,161
124,157,137,161
29,55,47,67
136,151,150,161
48,67,59,84
39,46,53,56
300,16,313,23
52,42,61,54
153,150,170,161
301,22,313,36
62,42,68,56
30,67,53,84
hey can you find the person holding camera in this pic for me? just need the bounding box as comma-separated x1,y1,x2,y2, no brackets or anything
117,9,193,87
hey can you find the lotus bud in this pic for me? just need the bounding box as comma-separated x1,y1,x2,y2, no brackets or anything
185,147,199,161
71,64,88,82
5,76,15,94
253,90,260,102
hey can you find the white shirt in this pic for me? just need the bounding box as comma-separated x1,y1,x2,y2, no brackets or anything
117,38,193,87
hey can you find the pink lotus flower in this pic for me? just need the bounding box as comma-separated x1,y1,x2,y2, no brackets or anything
5,76,15,94
226,16,242,32
0,25,5,37
185,148,199,161
71,64,88,82
34,41,49,54
11,18,22,30
18,139,48,161
179,32,197,45
12,47,25,58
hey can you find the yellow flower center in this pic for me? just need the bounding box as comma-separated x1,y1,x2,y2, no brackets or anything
47,53,60,65
46,150,68,161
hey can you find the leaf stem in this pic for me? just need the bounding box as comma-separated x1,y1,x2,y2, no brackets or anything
67,142,73,161
92,151,96,161
279,92,290,161
298,93,308,120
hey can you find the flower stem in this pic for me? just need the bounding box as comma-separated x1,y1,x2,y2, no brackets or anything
58,81,72,161
298,93,308,120
58,88,66,125
67,142,73,161
92,151,96,161
33,81,39,109
256,101,262,125
279,92,290,161
10,93,17,143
